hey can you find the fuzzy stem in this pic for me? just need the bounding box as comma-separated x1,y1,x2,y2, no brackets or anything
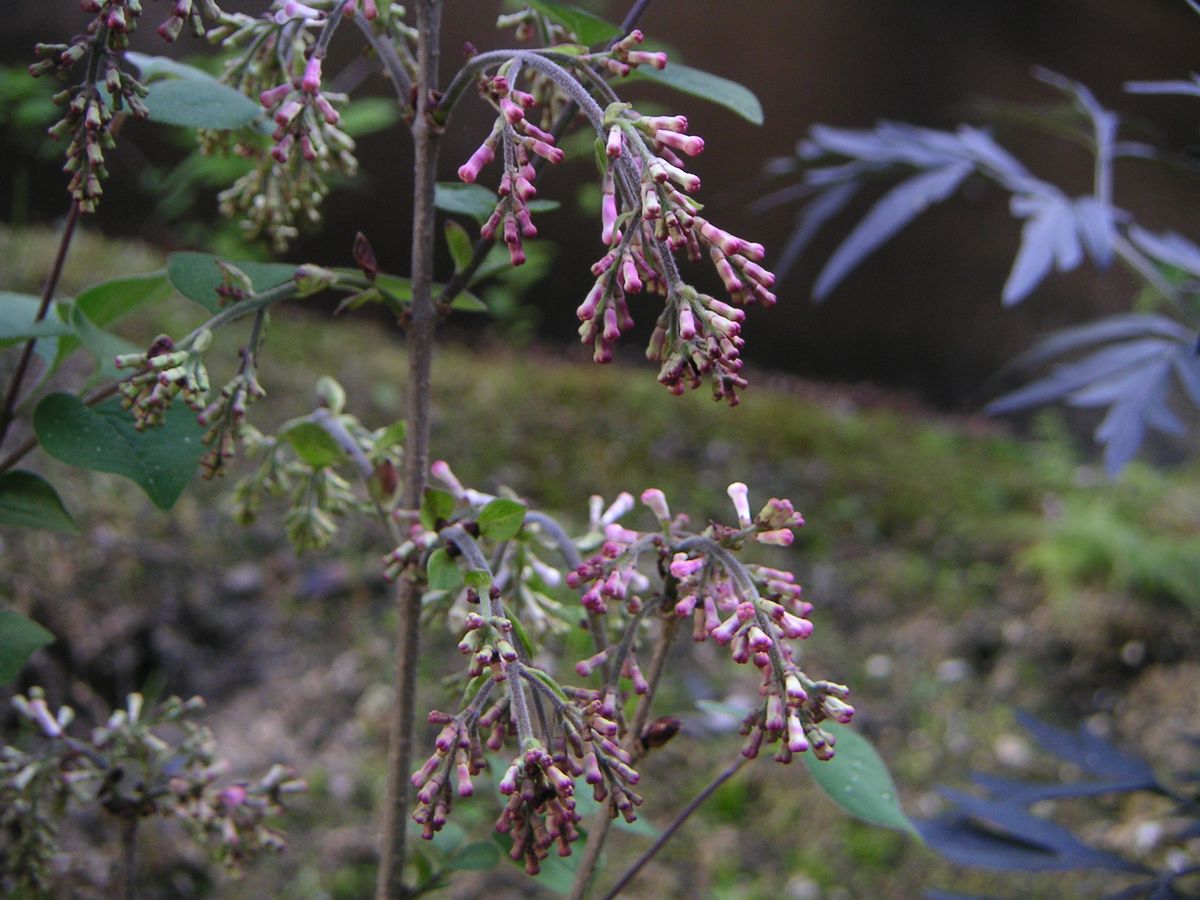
376,3,441,898
120,817,139,900
601,756,750,900
0,202,81,448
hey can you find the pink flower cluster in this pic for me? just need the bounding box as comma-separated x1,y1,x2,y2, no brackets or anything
156,0,225,41
582,90,776,403
568,484,852,764
258,58,344,165
458,75,566,265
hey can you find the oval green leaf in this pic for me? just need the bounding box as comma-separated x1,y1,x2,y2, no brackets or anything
478,497,526,542
143,78,261,130
449,841,501,872
0,292,72,343
444,219,473,272
630,63,764,126
0,610,55,684
281,421,343,468
524,0,621,46
420,487,456,530
33,393,206,510
168,252,296,314
802,723,918,836
0,471,78,533
435,183,499,223
126,52,218,83
427,547,463,592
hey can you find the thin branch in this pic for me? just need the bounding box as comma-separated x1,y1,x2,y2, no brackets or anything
600,756,749,900
0,202,81,447
376,3,442,897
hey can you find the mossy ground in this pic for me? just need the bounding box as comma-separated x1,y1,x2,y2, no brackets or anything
2,225,1199,898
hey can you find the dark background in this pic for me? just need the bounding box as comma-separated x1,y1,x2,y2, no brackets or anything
5,0,1200,406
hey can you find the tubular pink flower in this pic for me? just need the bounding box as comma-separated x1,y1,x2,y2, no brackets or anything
757,529,794,546
655,130,704,157
727,482,751,526
640,488,670,522
601,173,620,245
787,714,809,752
621,257,642,293
259,82,291,108
301,56,322,94
430,459,465,497
677,305,696,340
577,279,605,321
643,115,688,133
627,50,668,69
274,99,303,127
600,492,634,525
457,139,495,184
314,94,340,125
606,126,624,158
669,554,704,579
527,140,563,164
500,96,524,124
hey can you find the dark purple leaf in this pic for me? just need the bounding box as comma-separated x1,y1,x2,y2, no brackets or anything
934,787,1147,872
1015,712,1159,784
813,162,973,300
955,125,1036,189
1173,348,1200,408
969,773,1158,805
1128,225,1200,278
1002,315,1191,372
1125,76,1200,97
1080,357,1179,476
987,338,1179,414
1073,196,1116,268
776,182,861,280
1003,195,1074,305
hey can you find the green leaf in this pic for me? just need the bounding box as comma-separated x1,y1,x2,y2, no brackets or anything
802,723,918,835
68,303,140,382
630,63,764,126
435,183,499,223
0,610,55,684
0,292,72,342
449,293,488,313
426,547,463,592
478,498,526,542
0,471,78,532
281,422,343,468
524,0,621,45
75,271,172,327
374,419,407,453
168,252,296,314
527,199,561,214
420,488,456,530
33,393,206,510
125,52,218,83
449,841,500,871
337,96,402,137
143,78,261,130
444,220,473,272
464,568,492,590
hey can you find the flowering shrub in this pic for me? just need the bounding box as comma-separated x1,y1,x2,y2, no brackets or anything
0,1,907,897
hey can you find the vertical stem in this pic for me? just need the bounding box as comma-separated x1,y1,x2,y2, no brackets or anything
0,202,81,448
120,817,138,900
600,756,749,900
376,3,441,898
